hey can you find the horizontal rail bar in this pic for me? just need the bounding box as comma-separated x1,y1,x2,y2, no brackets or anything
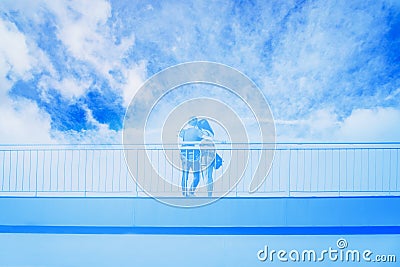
1,225,399,235
0,143,399,197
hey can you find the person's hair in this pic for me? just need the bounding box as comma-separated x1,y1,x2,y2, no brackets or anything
197,119,214,135
188,117,198,126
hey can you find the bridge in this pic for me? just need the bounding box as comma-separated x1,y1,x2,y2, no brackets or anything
0,143,399,266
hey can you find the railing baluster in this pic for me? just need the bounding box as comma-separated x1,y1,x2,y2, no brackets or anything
42,150,45,192
21,151,25,191
105,150,108,192
91,149,95,193
396,148,399,192
112,150,115,193
56,150,60,192
77,150,81,192
35,150,38,196
28,150,32,192
49,150,52,191
98,150,101,192
84,149,88,196
288,149,291,197
0,143,399,197
2,151,5,191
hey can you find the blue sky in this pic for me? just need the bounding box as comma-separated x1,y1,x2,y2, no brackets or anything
0,0,400,143
0,2,400,266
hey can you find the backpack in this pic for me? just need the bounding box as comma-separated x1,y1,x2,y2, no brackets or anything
214,153,223,169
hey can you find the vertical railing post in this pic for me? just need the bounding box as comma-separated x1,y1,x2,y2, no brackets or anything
1,143,400,198
84,149,87,197
288,147,291,197
338,148,341,197
35,150,38,197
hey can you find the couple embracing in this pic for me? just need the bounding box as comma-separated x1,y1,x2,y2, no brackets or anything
179,117,221,197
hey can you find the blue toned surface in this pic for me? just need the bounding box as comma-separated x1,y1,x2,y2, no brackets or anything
0,197,399,266
0,197,399,227
0,234,398,267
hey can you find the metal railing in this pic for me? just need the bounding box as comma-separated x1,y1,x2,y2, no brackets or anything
0,143,399,197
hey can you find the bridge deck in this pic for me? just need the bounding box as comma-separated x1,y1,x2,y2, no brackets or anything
1,144,399,266
1,196,399,230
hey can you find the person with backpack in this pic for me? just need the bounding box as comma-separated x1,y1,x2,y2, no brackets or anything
179,117,223,197
197,118,218,197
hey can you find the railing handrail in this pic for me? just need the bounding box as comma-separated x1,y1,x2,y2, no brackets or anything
1,142,400,147
0,142,399,197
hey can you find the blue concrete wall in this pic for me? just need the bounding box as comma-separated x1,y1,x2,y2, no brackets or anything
1,197,399,267
0,196,399,228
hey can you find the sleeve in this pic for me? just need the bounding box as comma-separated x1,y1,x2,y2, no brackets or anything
179,129,185,140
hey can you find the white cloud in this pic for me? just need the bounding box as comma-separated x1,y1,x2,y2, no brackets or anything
276,107,400,142
53,128,121,144
1,0,399,144
120,62,147,107
0,14,56,96
46,0,135,77
0,98,53,144
39,75,91,99
53,0,111,60
0,18,54,144
337,108,400,141
276,108,339,142
0,0,139,145
264,0,393,119
385,88,400,101
1,0,137,94
0,18,32,85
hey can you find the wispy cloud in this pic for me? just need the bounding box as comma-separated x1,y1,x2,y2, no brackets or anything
0,17,33,85
0,0,399,143
277,107,400,142
385,88,400,101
